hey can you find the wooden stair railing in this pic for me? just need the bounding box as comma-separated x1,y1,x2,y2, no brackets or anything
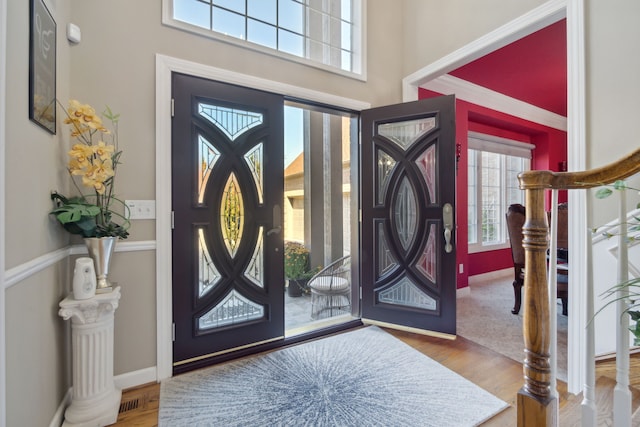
516,148,640,427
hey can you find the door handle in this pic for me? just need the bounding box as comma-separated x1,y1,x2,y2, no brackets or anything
443,203,453,253
267,204,282,236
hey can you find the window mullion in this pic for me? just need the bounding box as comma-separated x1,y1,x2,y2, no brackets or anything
245,0,249,41
476,150,483,245
500,154,507,243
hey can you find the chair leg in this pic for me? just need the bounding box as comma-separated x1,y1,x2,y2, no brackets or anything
512,280,523,315
561,297,568,316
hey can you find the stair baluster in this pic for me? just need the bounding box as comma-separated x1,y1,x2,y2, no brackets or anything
516,148,640,426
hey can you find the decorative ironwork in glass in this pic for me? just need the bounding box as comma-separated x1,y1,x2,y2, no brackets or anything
198,103,263,141
378,277,437,311
416,224,437,283
197,135,221,204
376,149,396,204
244,143,264,204
415,144,436,204
198,228,222,298
394,177,418,251
221,172,244,258
377,117,436,151
198,289,264,330
377,222,397,278
244,227,264,288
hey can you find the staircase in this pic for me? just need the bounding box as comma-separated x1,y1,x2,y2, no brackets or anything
515,148,640,426
560,376,640,426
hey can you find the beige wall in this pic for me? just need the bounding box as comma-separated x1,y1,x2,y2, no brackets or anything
401,0,549,76
6,0,640,425
585,0,640,225
5,0,72,425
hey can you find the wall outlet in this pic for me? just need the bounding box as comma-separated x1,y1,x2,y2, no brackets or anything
459,263,464,274
125,200,156,220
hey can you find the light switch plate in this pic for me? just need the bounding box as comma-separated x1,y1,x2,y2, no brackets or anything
67,23,81,43
125,200,156,220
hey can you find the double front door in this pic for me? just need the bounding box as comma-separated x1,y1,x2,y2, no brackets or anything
171,74,456,371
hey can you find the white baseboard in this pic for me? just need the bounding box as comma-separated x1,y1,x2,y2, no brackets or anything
468,268,512,285
49,388,72,427
456,286,471,298
50,366,157,427
114,366,158,391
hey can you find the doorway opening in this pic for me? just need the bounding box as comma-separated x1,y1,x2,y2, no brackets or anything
283,101,359,336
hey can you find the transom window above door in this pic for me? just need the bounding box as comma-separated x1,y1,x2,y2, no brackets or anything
162,0,364,79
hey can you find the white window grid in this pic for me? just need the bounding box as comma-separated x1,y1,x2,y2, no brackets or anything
467,133,532,253
163,0,363,78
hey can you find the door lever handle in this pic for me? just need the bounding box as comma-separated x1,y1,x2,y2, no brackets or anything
443,203,453,253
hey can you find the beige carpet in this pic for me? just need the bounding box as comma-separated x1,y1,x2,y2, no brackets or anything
457,272,568,381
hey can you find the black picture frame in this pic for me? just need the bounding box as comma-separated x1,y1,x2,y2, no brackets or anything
29,0,56,134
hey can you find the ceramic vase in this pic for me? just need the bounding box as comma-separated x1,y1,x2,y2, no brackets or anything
72,257,97,300
84,236,117,293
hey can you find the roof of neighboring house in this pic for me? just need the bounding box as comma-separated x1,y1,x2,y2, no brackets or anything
285,152,304,177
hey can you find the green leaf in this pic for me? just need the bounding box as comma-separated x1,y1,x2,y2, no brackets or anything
613,180,627,190
57,211,79,224
595,187,613,199
629,311,640,321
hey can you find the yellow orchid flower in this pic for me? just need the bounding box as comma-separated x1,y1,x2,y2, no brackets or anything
65,100,110,134
56,99,129,239
94,141,115,161
93,159,115,180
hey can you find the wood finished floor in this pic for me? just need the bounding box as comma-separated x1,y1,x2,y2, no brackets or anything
109,328,640,427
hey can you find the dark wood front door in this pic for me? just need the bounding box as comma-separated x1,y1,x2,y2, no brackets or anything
360,95,457,336
171,73,284,372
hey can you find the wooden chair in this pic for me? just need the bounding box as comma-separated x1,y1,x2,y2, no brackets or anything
308,255,351,320
506,203,569,315
506,203,526,315
549,203,569,315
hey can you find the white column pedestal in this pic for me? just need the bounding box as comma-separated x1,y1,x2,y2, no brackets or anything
59,286,122,427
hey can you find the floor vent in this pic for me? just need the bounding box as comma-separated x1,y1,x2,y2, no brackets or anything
119,398,140,413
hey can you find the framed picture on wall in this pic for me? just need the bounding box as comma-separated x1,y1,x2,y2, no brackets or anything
29,0,56,134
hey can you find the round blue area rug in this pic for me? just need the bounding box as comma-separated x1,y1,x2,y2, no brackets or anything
159,326,507,426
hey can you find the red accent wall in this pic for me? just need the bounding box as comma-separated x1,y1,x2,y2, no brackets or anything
419,88,567,288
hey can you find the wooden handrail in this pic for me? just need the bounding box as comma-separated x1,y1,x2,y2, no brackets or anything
515,148,640,426
519,148,640,190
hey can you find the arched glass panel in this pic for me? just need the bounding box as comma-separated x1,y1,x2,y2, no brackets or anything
198,103,263,141
198,289,264,330
376,149,396,205
244,143,264,204
221,172,244,258
416,223,437,283
378,117,436,151
377,221,397,278
378,277,437,311
394,176,418,251
198,228,222,298
415,144,436,204
197,135,221,204
244,227,264,288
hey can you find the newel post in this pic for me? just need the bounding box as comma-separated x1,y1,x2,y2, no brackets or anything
517,186,557,427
